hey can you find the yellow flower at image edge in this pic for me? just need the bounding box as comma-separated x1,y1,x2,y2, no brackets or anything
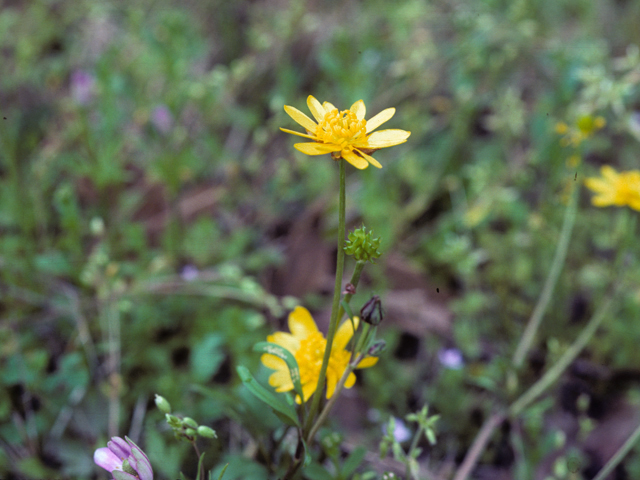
585,165,640,211
261,306,378,403
281,95,411,169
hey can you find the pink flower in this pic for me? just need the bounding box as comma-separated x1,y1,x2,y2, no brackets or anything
94,436,153,480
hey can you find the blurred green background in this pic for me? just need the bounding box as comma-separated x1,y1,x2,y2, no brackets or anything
2,0,640,478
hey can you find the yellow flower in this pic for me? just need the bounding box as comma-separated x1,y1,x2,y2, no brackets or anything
261,306,379,403
556,115,606,147
584,165,640,211
281,95,411,170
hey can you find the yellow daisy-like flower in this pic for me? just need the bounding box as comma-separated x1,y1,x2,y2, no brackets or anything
280,95,411,170
261,306,379,403
584,165,640,211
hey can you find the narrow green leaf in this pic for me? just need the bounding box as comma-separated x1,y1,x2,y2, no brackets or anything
236,366,299,427
253,342,304,403
216,463,229,480
196,453,206,480
341,446,366,478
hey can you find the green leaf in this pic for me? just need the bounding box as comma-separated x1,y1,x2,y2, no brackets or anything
191,333,226,382
236,365,299,427
196,453,206,480
216,463,229,480
253,342,304,403
341,446,367,478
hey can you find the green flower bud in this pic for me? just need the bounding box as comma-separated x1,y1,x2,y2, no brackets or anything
183,417,198,429
368,340,387,357
166,414,182,428
361,295,384,326
344,226,382,263
197,425,218,439
185,428,197,438
155,394,172,414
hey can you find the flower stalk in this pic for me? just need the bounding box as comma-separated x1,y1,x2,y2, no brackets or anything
304,158,347,436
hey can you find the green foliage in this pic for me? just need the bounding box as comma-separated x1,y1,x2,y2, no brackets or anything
2,0,640,478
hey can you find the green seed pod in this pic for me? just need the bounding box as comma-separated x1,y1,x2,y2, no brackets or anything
154,394,172,414
197,425,218,439
166,414,181,428
183,417,198,429
344,226,382,263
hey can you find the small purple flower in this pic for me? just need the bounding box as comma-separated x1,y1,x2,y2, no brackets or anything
94,436,153,480
383,417,412,443
180,264,199,282
438,348,464,370
71,70,95,105
150,105,173,134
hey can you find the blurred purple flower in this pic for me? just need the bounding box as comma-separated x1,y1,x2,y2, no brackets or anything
94,436,153,480
438,348,464,370
71,70,95,105
150,105,173,134
180,264,199,282
383,417,412,443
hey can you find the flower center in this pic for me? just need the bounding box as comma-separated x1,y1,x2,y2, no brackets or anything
316,109,367,150
295,331,352,386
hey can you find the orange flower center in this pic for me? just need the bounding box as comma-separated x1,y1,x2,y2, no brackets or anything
316,109,367,150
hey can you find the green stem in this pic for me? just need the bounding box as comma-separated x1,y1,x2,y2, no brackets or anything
306,352,363,443
304,159,347,437
509,288,615,417
405,424,426,480
512,182,578,368
337,260,366,321
592,420,640,480
453,284,618,480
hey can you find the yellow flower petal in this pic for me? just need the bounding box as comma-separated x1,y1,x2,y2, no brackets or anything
284,105,317,132
294,142,342,155
322,101,337,113
366,129,411,148
261,353,288,371
366,108,395,133
354,148,382,169
326,373,338,399
267,332,299,352
343,372,357,389
288,306,318,340
350,100,366,120
600,165,619,182
307,96,326,123
280,128,318,140
356,356,379,368
333,317,359,351
300,382,317,404
269,371,294,391
341,150,369,169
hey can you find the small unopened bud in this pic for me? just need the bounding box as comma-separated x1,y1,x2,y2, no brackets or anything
155,394,172,414
166,414,181,428
185,428,197,438
197,425,217,439
183,417,198,429
368,340,387,357
361,295,384,326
